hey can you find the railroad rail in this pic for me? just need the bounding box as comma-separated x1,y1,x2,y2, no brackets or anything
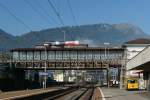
0,87,72,100
46,87,94,100
0,86,98,100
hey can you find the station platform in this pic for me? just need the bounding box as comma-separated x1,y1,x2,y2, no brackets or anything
0,87,63,99
100,87,149,100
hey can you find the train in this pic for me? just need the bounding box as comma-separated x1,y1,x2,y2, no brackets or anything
126,78,139,90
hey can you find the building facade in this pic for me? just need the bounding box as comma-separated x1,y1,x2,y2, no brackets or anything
123,38,150,78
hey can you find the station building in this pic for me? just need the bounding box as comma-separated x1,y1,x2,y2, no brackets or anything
123,38,150,78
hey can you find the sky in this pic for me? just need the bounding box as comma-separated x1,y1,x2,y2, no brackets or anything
0,0,150,36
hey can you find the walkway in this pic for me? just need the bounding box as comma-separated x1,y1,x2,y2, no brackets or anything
100,87,149,100
0,87,63,100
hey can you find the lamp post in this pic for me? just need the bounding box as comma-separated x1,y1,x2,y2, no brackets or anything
44,43,49,89
63,30,66,42
104,42,110,88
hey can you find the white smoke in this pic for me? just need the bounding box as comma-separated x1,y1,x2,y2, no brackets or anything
76,38,99,47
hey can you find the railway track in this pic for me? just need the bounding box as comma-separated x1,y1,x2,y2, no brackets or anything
5,86,95,100
45,87,94,100
10,87,76,100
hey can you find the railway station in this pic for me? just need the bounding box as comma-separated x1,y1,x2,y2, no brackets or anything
1,0,150,99
1,39,150,99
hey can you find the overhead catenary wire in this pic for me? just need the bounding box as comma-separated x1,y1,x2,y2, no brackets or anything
66,0,82,40
66,0,78,25
0,2,31,30
23,0,52,25
47,0,64,26
34,0,59,25
36,0,63,31
47,0,74,41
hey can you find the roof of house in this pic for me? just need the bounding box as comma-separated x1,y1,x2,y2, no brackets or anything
125,38,150,44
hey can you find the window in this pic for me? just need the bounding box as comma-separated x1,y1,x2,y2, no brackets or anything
13,51,19,60
86,51,93,60
78,51,85,60
55,51,62,60
63,51,70,60
34,51,40,60
48,51,55,60
20,51,26,60
100,51,105,60
93,51,101,60
70,51,77,60
41,51,47,60
27,52,33,60
128,80,137,83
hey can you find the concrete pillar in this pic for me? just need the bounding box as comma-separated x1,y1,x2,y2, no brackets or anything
148,73,150,91
120,65,123,89
143,72,149,91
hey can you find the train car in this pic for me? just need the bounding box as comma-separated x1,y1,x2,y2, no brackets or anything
126,78,139,90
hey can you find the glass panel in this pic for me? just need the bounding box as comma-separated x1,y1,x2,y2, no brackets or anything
55,51,62,60
78,51,85,60
100,51,105,60
20,51,26,60
13,51,19,60
93,51,101,60
48,51,55,60
27,52,33,60
70,51,77,60
34,51,40,60
86,51,93,60
109,53,115,59
41,51,47,60
63,51,70,60
128,80,137,83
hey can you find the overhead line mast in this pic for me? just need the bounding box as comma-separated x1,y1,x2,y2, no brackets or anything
66,0,82,40
47,0,74,41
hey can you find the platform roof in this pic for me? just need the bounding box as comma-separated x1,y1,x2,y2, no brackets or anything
126,46,150,71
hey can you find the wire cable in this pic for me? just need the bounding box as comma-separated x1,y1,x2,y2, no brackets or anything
34,0,58,25
66,0,82,40
47,0,75,41
23,0,52,25
47,0,64,26
66,0,77,25
0,2,31,30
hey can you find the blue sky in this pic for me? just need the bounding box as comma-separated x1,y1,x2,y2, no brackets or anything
0,0,150,36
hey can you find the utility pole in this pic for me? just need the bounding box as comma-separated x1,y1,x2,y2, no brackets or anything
120,49,127,89
44,43,49,89
63,30,66,42
104,42,110,88
120,65,123,89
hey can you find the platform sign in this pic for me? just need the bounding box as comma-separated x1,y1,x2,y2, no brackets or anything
39,72,48,76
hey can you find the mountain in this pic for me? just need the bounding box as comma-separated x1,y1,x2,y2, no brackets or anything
0,29,17,50
0,23,149,50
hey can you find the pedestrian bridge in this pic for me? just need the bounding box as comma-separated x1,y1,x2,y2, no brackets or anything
11,47,124,70
126,46,150,71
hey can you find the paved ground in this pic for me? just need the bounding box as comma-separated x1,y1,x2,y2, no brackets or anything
100,87,150,100
92,87,102,100
0,87,64,99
